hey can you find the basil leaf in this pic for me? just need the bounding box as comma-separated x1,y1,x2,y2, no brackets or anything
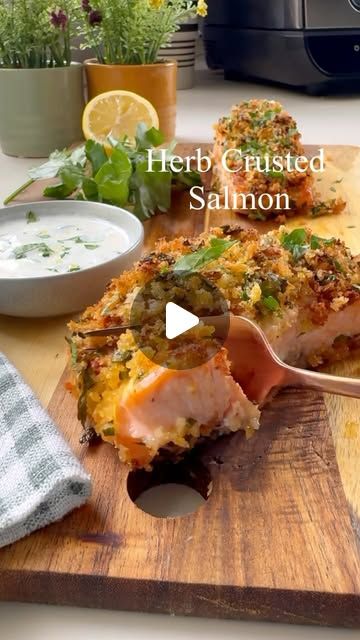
174,237,238,273
85,139,108,175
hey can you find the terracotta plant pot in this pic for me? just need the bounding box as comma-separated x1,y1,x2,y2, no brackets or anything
0,63,84,158
85,60,177,141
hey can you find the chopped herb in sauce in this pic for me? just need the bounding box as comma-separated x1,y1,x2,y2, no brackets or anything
84,243,100,250
26,210,38,224
14,242,54,259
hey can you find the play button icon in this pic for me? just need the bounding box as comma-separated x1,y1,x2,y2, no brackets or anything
130,271,230,370
166,302,199,340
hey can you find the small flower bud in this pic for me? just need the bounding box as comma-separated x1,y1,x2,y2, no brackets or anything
89,9,102,26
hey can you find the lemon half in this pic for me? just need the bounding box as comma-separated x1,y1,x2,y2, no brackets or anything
82,90,159,148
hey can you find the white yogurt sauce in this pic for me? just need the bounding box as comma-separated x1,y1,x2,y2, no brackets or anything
0,211,130,278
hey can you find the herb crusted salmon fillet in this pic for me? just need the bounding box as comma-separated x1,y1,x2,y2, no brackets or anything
212,99,314,218
68,225,360,469
212,99,345,220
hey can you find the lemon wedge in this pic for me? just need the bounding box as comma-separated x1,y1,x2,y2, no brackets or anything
82,90,159,148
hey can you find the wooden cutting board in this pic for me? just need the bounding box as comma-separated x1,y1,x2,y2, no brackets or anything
0,144,360,628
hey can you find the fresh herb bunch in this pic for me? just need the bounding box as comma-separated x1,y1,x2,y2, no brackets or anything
78,0,207,65
0,0,79,68
27,124,201,221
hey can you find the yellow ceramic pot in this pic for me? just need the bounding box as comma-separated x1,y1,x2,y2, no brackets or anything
85,60,177,141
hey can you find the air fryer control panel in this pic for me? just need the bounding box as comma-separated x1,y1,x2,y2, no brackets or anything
305,0,360,29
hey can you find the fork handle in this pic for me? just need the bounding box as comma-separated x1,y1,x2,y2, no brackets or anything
283,365,360,399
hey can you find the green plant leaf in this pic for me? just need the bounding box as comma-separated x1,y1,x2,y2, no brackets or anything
85,140,108,175
281,228,308,260
82,177,99,201
135,123,164,150
94,148,132,206
43,183,75,199
174,237,238,273
281,228,335,261
60,165,85,191
29,150,69,180
262,295,280,311
29,147,86,180
132,159,172,220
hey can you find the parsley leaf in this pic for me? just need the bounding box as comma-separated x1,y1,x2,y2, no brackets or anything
174,237,238,273
25,124,200,222
85,139,108,175
262,295,280,311
65,336,78,365
14,243,54,259
281,229,335,261
281,228,308,260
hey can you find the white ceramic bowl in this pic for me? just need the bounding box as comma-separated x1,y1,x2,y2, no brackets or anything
0,201,144,318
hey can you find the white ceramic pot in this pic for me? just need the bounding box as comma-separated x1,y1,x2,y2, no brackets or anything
159,18,199,90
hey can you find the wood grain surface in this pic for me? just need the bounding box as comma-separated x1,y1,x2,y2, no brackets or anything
0,144,360,627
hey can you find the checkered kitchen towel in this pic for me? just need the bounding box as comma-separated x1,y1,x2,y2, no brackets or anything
0,353,92,548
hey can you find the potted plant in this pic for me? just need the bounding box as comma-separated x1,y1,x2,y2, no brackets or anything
0,0,84,158
159,1,207,90
79,0,208,141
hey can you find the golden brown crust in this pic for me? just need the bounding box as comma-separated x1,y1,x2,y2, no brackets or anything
212,99,314,217
67,225,360,467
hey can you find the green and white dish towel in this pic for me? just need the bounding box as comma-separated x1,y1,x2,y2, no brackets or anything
0,352,91,549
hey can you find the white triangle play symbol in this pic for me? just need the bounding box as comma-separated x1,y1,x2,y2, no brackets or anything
166,302,199,340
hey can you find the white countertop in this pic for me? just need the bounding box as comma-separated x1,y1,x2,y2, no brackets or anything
1,68,360,638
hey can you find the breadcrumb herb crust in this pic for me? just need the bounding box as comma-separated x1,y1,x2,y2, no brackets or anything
212,99,345,219
67,225,360,466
